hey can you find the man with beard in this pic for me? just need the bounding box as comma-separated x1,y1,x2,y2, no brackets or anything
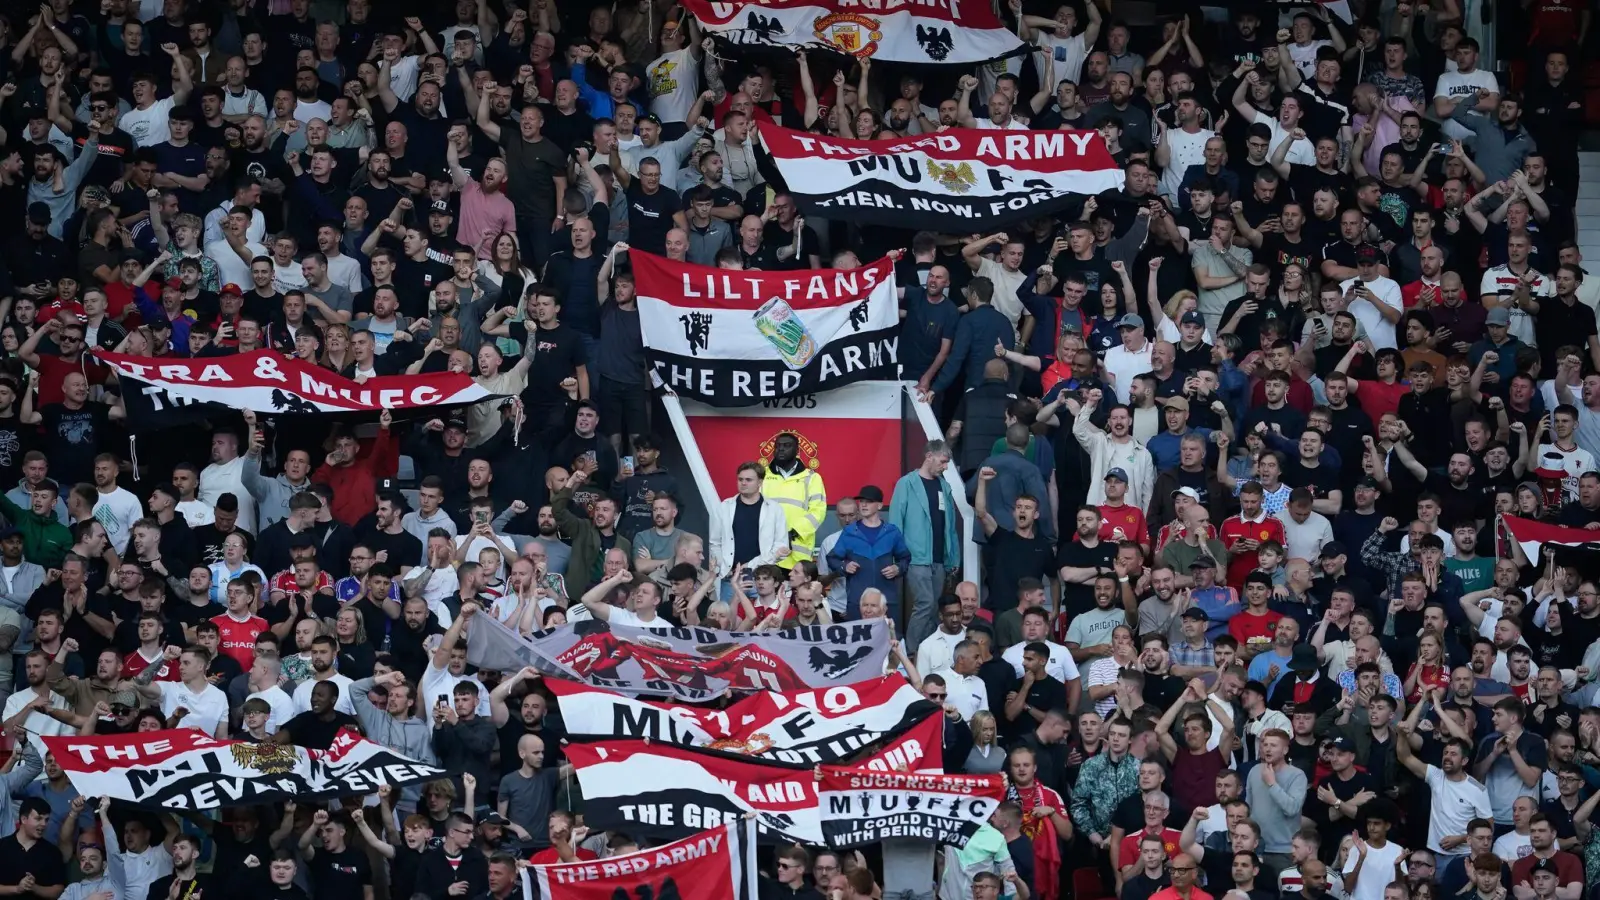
291,635,355,715
489,666,565,774
148,834,214,900
349,669,436,806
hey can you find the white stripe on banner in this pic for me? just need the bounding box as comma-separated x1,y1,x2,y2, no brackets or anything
682,0,1027,64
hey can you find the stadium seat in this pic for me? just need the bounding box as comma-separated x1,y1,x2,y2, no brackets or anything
396,454,416,482
1072,867,1110,900
402,488,421,512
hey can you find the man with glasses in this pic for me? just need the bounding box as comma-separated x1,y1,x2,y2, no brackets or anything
1149,853,1204,900
17,318,108,407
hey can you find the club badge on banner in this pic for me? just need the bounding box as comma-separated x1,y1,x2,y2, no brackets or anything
521,822,759,900
464,615,893,702
43,729,448,809
759,125,1124,232
818,768,1007,848
631,251,899,406
681,0,1027,64
549,675,941,766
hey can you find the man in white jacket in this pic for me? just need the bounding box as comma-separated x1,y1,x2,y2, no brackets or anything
711,461,790,597
1073,387,1157,512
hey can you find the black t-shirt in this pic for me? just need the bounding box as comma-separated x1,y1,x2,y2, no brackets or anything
363,528,423,571
511,321,588,406
732,497,762,565
921,476,947,566
1006,673,1067,738
985,527,1055,614
1258,233,1322,276
148,873,215,900
1287,164,1352,207
1054,538,1118,617
193,524,254,566
760,221,822,271
1283,461,1342,504
624,182,680,255
283,711,362,749
308,846,372,900
1534,295,1599,374
38,402,110,487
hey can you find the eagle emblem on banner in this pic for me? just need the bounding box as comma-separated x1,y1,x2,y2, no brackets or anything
230,741,297,774
812,13,882,58
927,160,977,194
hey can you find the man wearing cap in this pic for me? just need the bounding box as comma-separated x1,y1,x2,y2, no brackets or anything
1103,312,1154,405
1522,857,1571,900
1099,467,1150,555
1336,246,1404,351
1147,398,1210,473
1163,503,1229,588
827,485,910,622
1507,813,1583,897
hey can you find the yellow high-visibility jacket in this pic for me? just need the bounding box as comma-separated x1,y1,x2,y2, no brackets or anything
762,463,827,568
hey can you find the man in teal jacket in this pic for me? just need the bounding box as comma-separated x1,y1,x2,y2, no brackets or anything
888,439,961,650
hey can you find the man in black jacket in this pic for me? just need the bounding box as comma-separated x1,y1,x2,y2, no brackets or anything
417,812,489,899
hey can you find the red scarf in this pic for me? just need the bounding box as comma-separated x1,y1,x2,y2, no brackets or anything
1008,781,1061,900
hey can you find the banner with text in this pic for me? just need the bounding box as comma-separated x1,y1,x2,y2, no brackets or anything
465,613,893,702
549,675,942,768
43,728,448,810
682,0,1027,64
523,822,758,900
759,125,1124,232
818,768,1006,847
633,251,899,405
93,349,499,417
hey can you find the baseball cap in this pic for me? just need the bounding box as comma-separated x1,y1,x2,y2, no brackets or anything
1318,541,1348,559
444,412,469,432
0,525,17,540
1530,858,1560,875
1116,313,1146,330
108,689,139,709
1180,310,1204,326
1327,736,1357,753
1170,486,1201,503
1356,244,1381,264
479,812,510,827
1357,476,1382,490
430,199,451,214
856,485,885,503
1180,606,1210,621
26,202,50,225
164,276,183,290
220,283,242,296
1164,396,1190,413
1189,555,1217,570
1104,467,1129,483
147,314,172,331
1486,307,1512,326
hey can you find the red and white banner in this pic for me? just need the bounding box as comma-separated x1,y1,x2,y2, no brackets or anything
634,251,899,405
682,0,1026,64
819,768,1007,847
522,822,758,900
759,125,1124,232
43,728,448,809
678,380,909,504
1496,514,1600,562
93,349,499,414
550,675,942,769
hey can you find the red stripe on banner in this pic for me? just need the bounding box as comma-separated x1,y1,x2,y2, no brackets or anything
45,729,225,772
759,124,1118,175
686,412,905,504
631,251,895,311
532,825,744,900
818,766,1008,798
567,740,821,812
1500,514,1596,546
682,0,1008,29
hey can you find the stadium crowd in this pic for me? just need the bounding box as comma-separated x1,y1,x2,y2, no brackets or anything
0,2,1598,900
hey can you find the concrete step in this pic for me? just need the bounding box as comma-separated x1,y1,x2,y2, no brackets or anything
1580,181,1600,200
1578,229,1600,245
1579,198,1600,217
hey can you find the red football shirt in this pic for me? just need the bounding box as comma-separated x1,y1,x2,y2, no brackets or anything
1118,827,1184,868
120,648,178,682
1218,515,1285,588
1098,503,1148,545
1228,608,1283,651
211,612,268,671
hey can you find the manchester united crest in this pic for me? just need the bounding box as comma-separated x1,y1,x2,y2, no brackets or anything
759,430,821,471
812,12,882,57
927,160,977,194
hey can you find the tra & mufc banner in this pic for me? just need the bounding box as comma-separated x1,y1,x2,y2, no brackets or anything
43,728,448,810
759,125,1124,232
819,768,1007,847
521,822,759,900
93,349,500,418
633,251,898,405
681,0,1026,64
550,675,943,768
465,615,894,702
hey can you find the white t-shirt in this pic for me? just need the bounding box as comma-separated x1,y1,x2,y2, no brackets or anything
1159,127,1215,201
930,669,988,721
1001,640,1081,684
1038,30,1089,83
1288,40,1331,80
976,257,1027,328
158,680,230,736
274,260,309,294
977,55,1023,103
201,456,258,534
204,239,268,289
1261,117,1316,167
1492,830,1532,862
120,97,175,147
93,487,144,555
975,117,1030,131
221,87,265,118
294,98,332,125
647,48,699,124
1434,69,1501,140
419,662,492,724
1339,276,1404,349
1275,509,1334,562
1480,266,1553,347
1534,443,1597,503
1104,341,1155,403
1342,838,1405,900
915,628,968,674
246,684,297,734
291,673,356,715
1423,765,1493,855
2,688,71,760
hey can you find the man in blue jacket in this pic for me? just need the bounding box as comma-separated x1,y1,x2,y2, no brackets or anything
888,439,962,649
826,485,912,622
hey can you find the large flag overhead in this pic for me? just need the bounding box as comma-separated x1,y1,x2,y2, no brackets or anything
632,251,899,405
758,125,1125,232
681,0,1027,64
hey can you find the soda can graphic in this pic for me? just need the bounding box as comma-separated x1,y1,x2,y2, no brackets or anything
753,296,819,370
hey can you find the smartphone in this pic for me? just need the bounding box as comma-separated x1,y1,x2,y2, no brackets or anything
620,455,634,476
1433,142,1452,154
436,694,448,705
473,509,489,526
